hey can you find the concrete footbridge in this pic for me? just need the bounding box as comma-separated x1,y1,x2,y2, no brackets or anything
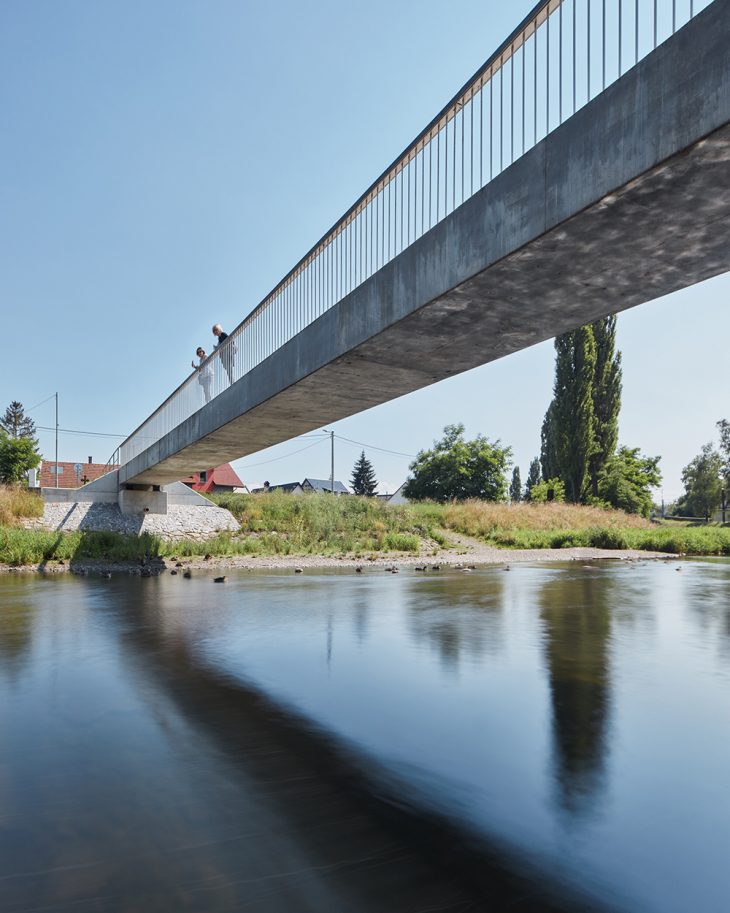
88,0,729,511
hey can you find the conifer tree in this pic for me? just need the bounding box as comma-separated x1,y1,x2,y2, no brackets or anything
525,457,541,499
0,401,37,443
509,466,522,503
589,317,622,496
350,451,378,496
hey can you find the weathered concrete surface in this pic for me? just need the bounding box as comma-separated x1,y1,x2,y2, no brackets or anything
43,475,214,508
123,0,730,486
33,501,239,540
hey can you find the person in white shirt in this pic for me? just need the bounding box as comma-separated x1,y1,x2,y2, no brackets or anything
192,347,214,404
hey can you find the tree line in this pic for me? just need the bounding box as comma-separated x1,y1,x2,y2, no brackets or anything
402,316,728,519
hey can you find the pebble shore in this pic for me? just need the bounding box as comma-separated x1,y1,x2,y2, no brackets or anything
1,545,675,576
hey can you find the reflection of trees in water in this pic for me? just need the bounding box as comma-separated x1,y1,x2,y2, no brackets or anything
405,574,505,672
352,595,370,644
683,564,730,664
0,594,35,682
539,571,613,817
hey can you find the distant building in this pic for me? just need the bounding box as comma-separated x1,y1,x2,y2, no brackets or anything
39,458,117,489
252,481,304,495
180,464,245,494
386,482,409,505
302,478,350,495
251,478,349,495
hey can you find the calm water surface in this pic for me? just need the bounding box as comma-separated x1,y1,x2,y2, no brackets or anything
0,560,728,912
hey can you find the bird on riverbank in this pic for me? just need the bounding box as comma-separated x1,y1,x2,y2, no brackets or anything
183,569,192,579
213,576,226,583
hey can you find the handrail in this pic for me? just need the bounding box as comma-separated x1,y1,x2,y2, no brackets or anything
119,0,713,466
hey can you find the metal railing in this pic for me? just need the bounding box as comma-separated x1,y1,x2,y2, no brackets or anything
119,0,713,466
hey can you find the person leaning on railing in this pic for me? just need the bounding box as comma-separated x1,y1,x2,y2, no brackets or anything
192,347,214,404
213,323,236,385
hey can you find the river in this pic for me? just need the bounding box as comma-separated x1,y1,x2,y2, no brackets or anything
0,559,728,912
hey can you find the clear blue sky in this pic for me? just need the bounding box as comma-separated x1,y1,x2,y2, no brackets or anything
1,0,727,501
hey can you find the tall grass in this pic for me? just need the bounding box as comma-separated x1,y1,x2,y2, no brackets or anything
409,500,730,554
436,500,651,537
209,491,431,554
0,485,43,526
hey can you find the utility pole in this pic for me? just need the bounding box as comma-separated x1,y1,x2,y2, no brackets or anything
55,392,59,489
330,430,335,494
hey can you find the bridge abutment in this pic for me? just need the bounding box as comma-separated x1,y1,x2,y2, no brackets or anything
38,471,239,538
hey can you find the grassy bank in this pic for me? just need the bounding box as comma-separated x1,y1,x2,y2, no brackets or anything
1,491,729,567
209,490,442,554
0,486,42,526
419,501,730,554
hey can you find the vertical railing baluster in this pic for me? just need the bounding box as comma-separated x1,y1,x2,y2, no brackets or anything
509,50,514,163
602,0,606,90
586,0,591,104
618,0,622,76
559,2,563,125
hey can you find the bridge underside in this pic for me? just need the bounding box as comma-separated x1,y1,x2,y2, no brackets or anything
122,0,730,486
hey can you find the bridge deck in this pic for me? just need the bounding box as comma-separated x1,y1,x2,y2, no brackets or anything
121,0,730,486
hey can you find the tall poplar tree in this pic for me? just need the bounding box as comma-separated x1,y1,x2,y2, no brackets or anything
540,402,559,483
589,317,622,496
525,457,542,499
509,466,522,503
544,326,597,503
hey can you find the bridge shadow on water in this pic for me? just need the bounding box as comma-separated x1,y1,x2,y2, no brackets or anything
93,576,616,913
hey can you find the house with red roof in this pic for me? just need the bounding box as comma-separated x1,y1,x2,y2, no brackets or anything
180,463,246,494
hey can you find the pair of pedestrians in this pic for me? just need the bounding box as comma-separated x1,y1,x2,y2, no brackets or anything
192,324,236,404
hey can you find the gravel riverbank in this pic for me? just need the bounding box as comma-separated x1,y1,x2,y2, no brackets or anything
1,543,676,575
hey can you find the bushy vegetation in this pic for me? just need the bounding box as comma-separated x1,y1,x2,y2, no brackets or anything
0,485,43,526
209,490,433,554
0,528,162,566
404,424,512,502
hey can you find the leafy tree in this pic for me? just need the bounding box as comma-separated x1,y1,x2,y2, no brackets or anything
589,317,622,497
509,466,522,503
677,443,723,520
528,478,566,503
0,431,41,484
542,327,597,502
350,451,378,496
718,419,730,487
404,424,512,502
597,446,661,517
0,401,37,443
524,457,542,500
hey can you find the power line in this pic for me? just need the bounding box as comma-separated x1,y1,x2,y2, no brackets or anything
27,393,57,413
36,425,127,438
333,433,416,459
236,437,327,469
